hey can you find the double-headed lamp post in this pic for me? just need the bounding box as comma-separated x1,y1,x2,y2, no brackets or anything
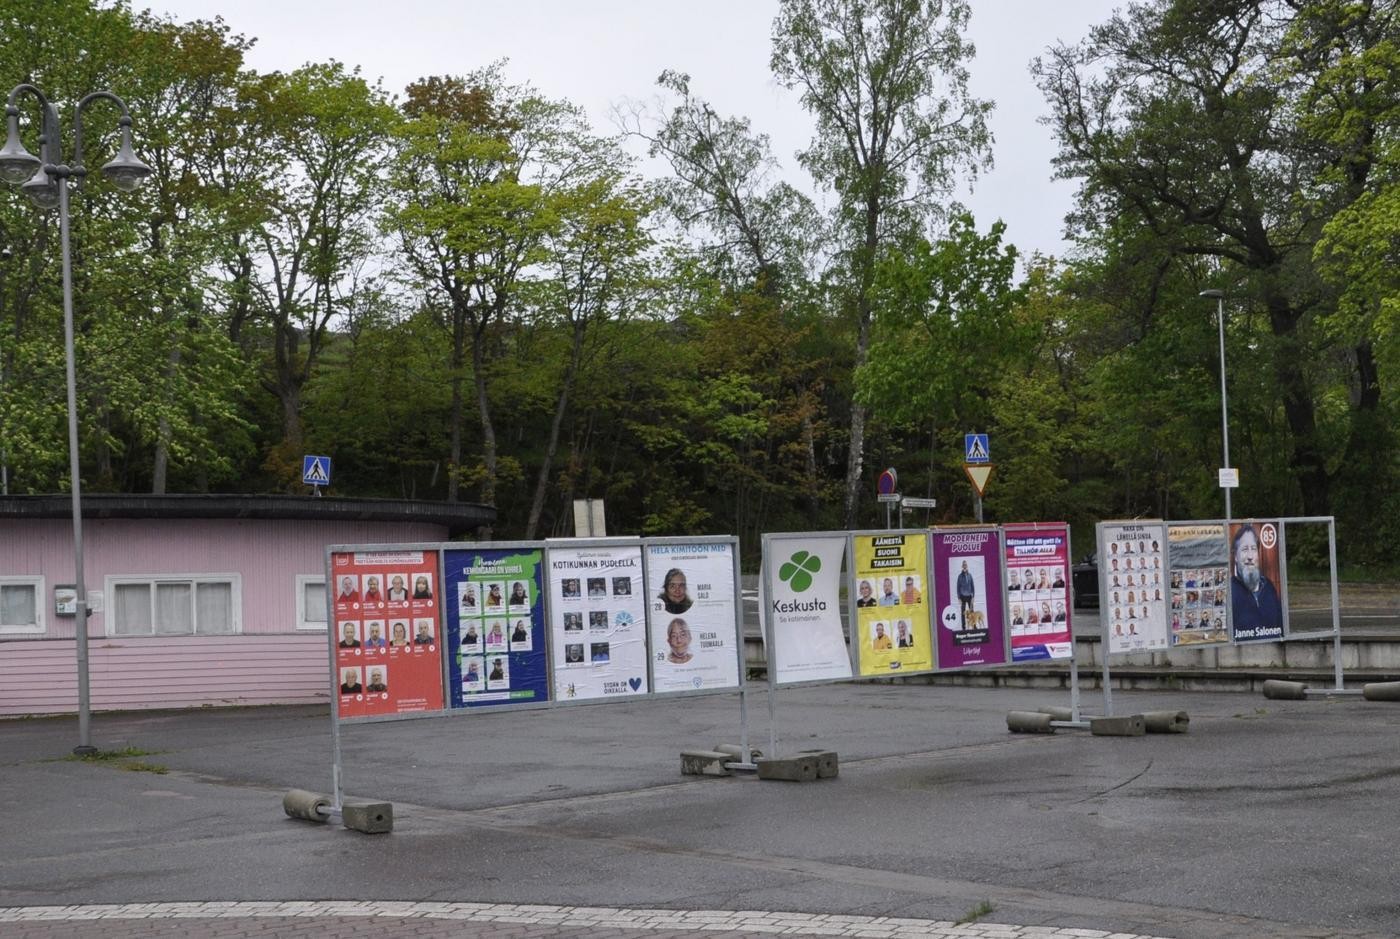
0,84,151,754
1199,288,1231,523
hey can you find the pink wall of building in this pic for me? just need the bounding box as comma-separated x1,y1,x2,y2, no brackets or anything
0,517,448,716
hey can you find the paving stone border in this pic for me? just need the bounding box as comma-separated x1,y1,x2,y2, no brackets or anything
0,901,1175,938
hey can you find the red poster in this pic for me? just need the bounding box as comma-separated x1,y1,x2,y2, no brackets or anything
331,549,445,719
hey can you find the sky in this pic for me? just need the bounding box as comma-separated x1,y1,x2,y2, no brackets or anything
142,0,1123,260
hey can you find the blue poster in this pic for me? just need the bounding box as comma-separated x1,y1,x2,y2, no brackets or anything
444,547,549,709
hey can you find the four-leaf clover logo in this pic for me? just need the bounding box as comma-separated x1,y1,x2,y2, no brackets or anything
779,550,822,592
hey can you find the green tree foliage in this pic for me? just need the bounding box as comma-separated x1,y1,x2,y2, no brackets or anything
772,0,993,527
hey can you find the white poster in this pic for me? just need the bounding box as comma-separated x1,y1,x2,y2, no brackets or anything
646,542,740,693
766,534,852,684
1099,521,1170,654
548,544,649,701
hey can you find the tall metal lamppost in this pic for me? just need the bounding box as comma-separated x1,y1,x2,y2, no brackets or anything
0,84,151,754
1199,288,1232,523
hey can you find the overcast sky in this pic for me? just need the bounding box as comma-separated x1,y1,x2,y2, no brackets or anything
143,0,1122,260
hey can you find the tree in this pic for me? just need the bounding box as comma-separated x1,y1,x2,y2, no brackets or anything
1034,0,1398,519
386,69,580,512
771,0,993,527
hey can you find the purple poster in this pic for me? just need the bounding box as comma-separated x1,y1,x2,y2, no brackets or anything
932,528,1007,669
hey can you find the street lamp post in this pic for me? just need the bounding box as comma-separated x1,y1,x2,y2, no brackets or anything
0,84,151,755
1199,289,1231,523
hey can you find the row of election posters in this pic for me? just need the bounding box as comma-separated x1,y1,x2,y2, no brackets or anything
330,540,743,721
1098,519,1288,655
765,525,1076,685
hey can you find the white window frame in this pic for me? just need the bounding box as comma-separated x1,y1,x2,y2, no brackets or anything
296,575,329,631
103,573,243,637
0,575,45,636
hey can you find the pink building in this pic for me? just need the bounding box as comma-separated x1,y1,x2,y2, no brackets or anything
0,495,490,716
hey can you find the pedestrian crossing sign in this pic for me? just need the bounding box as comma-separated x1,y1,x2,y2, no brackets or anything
302,455,332,487
965,434,990,464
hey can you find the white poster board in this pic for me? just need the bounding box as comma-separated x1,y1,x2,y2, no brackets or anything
548,543,649,700
645,541,740,693
765,533,852,684
1099,521,1170,654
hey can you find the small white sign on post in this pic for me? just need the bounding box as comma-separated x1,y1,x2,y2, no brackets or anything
1218,468,1239,489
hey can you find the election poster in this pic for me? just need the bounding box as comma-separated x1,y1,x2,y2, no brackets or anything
1228,520,1286,643
1099,521,1169,654
645,541,741,693
931,528,1007,669
1166,523,1230,647
444,547,548,709
1003,524,1073,662
766,533,852,684
330,549,445,719
548,543,649,701
851,532,934,675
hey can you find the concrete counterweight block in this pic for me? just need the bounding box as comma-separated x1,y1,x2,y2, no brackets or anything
1263,679,1309,700
1362,681,1400,702
799,749,839,778
1007,710,1055,734
1035,706,1074,722
342,801,393,834
1142,710,1190,734
756,754,819,782
1090,715,1146,737
282,789,331,823
681,750,733,776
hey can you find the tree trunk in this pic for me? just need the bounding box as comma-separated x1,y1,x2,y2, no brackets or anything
525,320,585,539
152,342,182,494
472,329,498,536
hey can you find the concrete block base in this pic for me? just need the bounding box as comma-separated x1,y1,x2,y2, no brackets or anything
1142,710,1189,733
341,801,393,834
756,755,819,782
1090,715,1146,737
282,789,330,823
681,750,733,776
712,743,762,761
1362,681,1400,702
1035,706,1074,722
1263,679,1308,700
1007,710,1055,733
799,749,839,778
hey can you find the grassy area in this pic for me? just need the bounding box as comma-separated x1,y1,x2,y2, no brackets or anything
61,746,168,774
954,900,995,925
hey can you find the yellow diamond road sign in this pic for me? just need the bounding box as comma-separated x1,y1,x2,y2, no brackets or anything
964,463,993,497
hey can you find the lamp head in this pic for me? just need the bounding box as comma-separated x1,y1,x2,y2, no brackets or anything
1198,289,1225,299
21,166,58,210
99,119,151,193
0,110,40,185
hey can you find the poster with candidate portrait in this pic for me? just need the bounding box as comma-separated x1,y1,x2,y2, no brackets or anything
1098,521,1169,654
645,541,741,694
765,533,852,684
444,547,548,709
330,549,445,720
1166,523,1230,647
1003,524,1073,662
851,532,934,675
548,543,649,701
1228,520,1286,643
931,528,1007,669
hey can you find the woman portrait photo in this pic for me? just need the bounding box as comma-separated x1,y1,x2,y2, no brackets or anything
485,582,504,608
855,580,877,607
363,576,382,603
563,612,583,632
337,576,359,602
413,575,433,600
659,568,693,614
666,618,693,664
561,578,581,599
389,621,409,647
387,575,409,602
462,622,480,648
511,619,528,643
460,583,478,611
509,581,529,607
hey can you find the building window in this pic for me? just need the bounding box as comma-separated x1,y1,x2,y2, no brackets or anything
0,576,44,635
107,575,240,637
297,575,328,631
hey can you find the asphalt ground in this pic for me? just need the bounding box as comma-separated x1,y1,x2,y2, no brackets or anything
3,682,1398,939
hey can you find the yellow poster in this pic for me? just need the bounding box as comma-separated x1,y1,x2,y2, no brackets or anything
852,533,934,675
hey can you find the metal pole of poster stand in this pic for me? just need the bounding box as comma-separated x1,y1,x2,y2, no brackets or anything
323,547,345,811
760,538,780,759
